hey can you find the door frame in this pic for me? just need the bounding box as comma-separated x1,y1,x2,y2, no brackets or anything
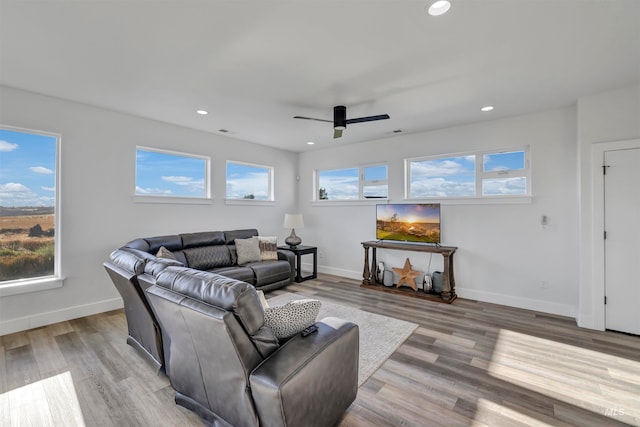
591,138,640,330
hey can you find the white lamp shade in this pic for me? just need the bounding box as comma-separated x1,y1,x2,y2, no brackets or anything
283,213,304,229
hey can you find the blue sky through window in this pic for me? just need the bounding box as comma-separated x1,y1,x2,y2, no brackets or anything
135,148,207,197
226,162,271,200
410,155,476,198
0,129,57,207
483,151,525,172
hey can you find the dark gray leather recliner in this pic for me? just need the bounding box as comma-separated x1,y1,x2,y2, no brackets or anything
144,266,359,427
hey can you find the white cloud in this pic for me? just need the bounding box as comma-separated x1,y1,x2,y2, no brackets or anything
0,140,18,152
0,182,54,206
411,159,474,177
318,175,359,200
226,172,269,199
42,186,56,192
30,166,53,174
161,175,204,193
482,177,526,195
135,186,173,196
411,177,475,197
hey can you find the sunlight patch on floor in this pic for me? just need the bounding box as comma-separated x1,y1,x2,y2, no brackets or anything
0,371,85,427
484,329,640,426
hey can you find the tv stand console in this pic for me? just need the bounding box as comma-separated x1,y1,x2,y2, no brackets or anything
361,240,457,303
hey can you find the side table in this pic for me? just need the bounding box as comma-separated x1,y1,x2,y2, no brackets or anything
278,245,317,283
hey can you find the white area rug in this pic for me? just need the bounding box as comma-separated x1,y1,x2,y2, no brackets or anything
267,293,418,387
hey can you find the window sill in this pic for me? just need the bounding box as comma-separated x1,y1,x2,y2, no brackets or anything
311,198,390,207
225,199,275,206
132,195,213,205
0,277,64,297
405,195,533,205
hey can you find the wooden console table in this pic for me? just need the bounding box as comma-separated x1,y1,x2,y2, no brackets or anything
361,240,458,303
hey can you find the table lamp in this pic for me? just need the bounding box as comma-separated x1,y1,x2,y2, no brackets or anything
283,213,304,248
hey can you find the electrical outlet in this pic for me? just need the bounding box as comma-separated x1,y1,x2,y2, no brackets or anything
541,280,549,289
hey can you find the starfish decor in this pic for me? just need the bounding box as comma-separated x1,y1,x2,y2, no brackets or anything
392,258,420,291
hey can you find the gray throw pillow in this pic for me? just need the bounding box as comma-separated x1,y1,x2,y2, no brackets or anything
156,246,177,261
263,299,321,339
235,237,261,264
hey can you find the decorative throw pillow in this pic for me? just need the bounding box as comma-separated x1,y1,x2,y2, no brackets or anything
156,246,177,261
235,237,261,265
263,299,321,339
256,236,278,261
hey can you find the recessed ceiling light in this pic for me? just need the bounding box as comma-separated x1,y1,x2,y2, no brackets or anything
196,109,208,115
480,105,494,112
307,141,315,145
427,0,451,16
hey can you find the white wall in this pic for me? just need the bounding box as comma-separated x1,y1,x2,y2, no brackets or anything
299,108,580,317
576,84,640,329
0,86,298,335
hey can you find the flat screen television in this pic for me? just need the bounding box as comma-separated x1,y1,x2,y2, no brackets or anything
376,203,441,244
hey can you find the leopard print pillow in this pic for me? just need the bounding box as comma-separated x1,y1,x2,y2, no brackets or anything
263,299,321,339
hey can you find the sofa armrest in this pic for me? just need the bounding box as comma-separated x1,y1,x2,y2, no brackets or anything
249,317,358,427
277,249,295,282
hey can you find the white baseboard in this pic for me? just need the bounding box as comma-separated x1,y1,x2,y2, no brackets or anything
456,288,576,318
313,264,362,281
0,298,124,336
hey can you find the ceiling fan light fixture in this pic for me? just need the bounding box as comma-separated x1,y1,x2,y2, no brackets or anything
427,0,451,16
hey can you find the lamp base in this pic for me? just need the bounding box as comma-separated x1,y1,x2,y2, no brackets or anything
285,228,302,248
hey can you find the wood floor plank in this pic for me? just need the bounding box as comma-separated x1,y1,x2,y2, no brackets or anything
1,273,639,427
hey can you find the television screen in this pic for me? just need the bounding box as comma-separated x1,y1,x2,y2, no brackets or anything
376,203,441,244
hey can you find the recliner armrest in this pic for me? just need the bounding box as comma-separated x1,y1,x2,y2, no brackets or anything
249,317,358,427
277,249,295,282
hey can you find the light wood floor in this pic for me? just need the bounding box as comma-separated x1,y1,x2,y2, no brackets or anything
1,274,639,426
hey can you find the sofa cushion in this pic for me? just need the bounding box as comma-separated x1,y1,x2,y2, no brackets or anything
181,231,225,249
140,235,182,253
184,245,232,270
209,266,255,284
236,237,261,264
263,299,321,339
257,236,278,261
247,261,291,286
224,229,259,245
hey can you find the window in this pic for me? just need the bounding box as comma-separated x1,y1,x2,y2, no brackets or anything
135,147,209,199
226,161,273,201
317,164,388,201
0,126,60,284
406,147,529,199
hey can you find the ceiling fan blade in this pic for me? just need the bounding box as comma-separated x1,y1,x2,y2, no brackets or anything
293,116,333,123
333,128,343,139
346,114,390,124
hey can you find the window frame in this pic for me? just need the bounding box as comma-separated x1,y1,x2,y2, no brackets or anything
134,146,211,204
314,163,389,203
405,146,531,202
225,160,275,204
0,125,63,295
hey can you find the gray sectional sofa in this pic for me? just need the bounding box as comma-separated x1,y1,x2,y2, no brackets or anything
104,229,295,371
104,228,359,426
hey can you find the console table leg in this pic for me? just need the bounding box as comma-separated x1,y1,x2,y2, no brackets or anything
441,253,452,301
362,247,371,285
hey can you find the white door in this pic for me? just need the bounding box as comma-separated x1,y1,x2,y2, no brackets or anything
604,148,640,335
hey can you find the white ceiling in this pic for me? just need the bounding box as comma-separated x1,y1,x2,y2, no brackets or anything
1,0,639,152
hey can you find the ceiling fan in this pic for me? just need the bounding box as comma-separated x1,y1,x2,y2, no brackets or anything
294,105,390,139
